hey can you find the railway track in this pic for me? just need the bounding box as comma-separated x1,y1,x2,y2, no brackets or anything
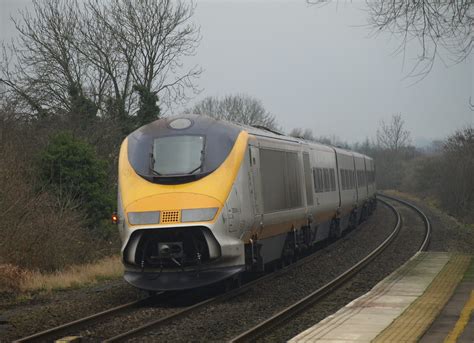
12,296,157,343
229,193,431,342
14,195,422,342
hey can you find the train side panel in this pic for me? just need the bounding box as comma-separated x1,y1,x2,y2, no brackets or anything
308,145,339,241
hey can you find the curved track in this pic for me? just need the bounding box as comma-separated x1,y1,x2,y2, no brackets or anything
229,194,431,342
14,194,427,343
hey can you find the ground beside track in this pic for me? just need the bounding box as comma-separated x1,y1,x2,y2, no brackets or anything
257,199,428,342
383,191,474,254
262,193,474,342
128,203,396,342
0,279,143,341
2,192,472,342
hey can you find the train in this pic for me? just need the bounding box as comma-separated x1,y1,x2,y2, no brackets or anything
116,114,377,291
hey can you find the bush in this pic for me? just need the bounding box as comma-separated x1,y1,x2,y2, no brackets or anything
413,156,443,195
410,127,473,223
438,127,474,221
0,138,102,271
0,264,27,293
39,132,114,232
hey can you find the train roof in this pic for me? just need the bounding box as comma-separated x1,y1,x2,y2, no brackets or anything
157,114,372,161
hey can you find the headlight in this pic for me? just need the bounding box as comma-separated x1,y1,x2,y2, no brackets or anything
127,211,160,225
181,208,218,222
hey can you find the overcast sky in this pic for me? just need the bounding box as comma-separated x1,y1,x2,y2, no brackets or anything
1,0,473,145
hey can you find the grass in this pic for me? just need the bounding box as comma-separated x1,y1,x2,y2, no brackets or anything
382,189,421,203
462,257,474,282
0,256,123,294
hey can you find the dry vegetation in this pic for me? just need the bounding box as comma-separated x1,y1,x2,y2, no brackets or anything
0,114,111,272
0,100,123,295
0,256,122,294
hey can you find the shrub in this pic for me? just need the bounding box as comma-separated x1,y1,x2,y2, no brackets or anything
438,127,474,221
0,264,27,293
0,139,102,271
39,132,114,232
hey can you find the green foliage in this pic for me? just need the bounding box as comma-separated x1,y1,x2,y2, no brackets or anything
68,84,98,123
133,85,160,127
39,132,114,232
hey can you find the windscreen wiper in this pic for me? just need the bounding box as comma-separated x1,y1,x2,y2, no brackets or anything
149,152,162,176
187,164,203,175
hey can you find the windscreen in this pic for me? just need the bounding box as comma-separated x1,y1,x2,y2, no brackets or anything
126,115,242,184
152,136,204,175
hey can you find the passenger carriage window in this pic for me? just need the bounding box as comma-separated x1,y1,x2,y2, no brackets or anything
341,170,345,190
345,170,349,190
320,169,324,192
343,170,347,190
342,169,347,190
330,169,336,191
312,169,317,192
313,168,323,193
323,168,330,192
303,153,313,206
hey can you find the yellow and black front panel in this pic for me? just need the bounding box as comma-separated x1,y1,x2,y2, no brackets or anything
118,115,249,270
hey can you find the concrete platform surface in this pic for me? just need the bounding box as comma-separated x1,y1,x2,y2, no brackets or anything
289,252,472,343
421,257,474,343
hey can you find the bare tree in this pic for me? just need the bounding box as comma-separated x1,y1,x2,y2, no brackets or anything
289,128,351,148
440,126,474,217
289,127,315,140
308,1,473,79
376,114,411,151
0,0,201,121
186,94,278,130
0,0,82,118
367,1,472,77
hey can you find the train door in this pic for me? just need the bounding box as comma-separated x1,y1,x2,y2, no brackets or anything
302,152,314,209
248,144,263,222
364,158,369,195
352,156,359,203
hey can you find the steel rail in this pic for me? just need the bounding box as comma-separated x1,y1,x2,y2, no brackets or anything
104,198,399,342
15,230,347,343
229,194,430,343
377,193,431,251
13,295,161,343
15,196,418,343
104,243,338,342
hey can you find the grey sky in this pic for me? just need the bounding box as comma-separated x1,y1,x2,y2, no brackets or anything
1,0,472,145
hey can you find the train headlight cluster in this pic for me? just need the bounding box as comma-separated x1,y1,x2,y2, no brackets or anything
128,211,161,225
181,208,218,222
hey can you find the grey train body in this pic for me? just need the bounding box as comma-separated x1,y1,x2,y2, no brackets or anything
118,116,376,291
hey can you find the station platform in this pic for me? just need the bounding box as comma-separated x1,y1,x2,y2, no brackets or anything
289,252,473,342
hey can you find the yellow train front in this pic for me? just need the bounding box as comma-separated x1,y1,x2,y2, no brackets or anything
117,115,250,291
117,114,377,291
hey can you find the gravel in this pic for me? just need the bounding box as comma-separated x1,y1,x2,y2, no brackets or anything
0,279,143,342
410,200,474,254
130,202,405,342
259,199,426,342
4,193,463,342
